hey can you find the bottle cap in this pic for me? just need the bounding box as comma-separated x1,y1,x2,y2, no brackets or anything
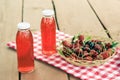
17,22,30,29
42,9,54,16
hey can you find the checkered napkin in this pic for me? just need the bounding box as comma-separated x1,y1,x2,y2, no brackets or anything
7,30,120,80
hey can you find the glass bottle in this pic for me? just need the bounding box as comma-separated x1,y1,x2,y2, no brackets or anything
41,10,57,56
16,22,34,73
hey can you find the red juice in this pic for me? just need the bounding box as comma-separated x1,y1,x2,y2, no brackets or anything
16,22,34,73
41,10,57,56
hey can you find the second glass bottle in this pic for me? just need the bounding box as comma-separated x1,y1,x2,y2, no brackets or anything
41,10,57,56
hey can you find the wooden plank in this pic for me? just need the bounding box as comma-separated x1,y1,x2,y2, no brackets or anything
23,0,53,32
0,0,22,80
53,0,108,80
21,0,68,80
53,0,107,37
21,61,68,80
88,0,120,42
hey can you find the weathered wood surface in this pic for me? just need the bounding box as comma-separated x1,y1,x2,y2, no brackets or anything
88,0,120,42
53,0,107,37
0,0,22,80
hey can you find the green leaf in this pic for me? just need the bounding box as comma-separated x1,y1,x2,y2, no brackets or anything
85,36,91,41
58,49,64,55
84,36,91,45
111,42,119,48
72,34,79,44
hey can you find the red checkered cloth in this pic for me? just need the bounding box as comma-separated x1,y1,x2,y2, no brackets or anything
7,30,120,80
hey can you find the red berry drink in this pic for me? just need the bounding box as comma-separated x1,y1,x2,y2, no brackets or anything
16,22,34,73
41,10,57,56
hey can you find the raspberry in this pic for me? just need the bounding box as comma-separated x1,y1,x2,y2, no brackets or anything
79,41,83,46
75,48,82,54
75,40,80,46
84,56,93,61
90,50,98,55
83,47,90,52
101,51,109,59
94,44,102,51
83,51,89,56
78,35,84,41
62,40,72,48
105,43,112,49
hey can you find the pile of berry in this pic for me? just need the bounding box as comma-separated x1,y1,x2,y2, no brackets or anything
59,34,118,61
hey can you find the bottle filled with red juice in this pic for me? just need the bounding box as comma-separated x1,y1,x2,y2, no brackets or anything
16,22,34,73
41,10,57,56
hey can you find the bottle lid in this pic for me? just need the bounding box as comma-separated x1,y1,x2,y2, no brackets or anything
17,22,30,29
42,9,54,16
